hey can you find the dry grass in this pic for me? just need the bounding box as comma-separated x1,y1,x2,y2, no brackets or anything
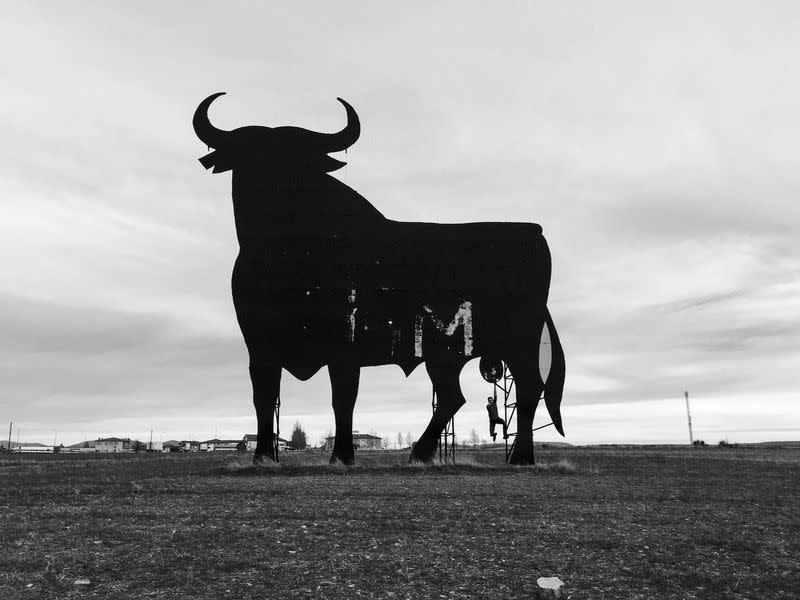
1,446,798,599
224,449,580,475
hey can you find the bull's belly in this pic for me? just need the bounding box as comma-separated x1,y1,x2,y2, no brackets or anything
234,284,547,379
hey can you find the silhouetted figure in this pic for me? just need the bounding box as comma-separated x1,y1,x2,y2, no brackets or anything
487,396,507,441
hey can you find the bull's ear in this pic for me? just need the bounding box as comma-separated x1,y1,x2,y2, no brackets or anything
199,150,234,173
199,151,218,170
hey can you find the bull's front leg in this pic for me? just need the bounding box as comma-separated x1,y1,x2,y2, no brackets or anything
329,361,360,465
411,362,466,464
250,364,281,463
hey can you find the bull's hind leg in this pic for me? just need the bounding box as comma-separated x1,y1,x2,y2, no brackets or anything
250,365,281,464
410,362,466,464
329,362,360,465
506,357,544,465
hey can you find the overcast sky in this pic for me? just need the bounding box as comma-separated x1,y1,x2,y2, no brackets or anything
2,2,798,447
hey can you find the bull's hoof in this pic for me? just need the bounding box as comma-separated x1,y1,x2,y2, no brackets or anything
408,450,435,465
508,450,535,465
329,454,355,466
253,452,277,465
409,436,437,464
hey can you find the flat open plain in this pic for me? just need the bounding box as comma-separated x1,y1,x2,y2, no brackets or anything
1,446,798,599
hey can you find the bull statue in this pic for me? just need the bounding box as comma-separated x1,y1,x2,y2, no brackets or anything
193,92,565,465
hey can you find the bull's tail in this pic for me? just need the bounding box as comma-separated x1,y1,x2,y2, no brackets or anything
542,307,565,436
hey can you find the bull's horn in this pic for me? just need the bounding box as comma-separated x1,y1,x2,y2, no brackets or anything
313,98,360,152
193,92,230,149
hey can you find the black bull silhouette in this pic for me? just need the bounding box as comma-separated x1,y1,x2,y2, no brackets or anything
194,93,565,464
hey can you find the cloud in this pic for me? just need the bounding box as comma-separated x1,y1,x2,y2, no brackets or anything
2,2,799,446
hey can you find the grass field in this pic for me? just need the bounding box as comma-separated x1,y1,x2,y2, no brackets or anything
1,446,798,599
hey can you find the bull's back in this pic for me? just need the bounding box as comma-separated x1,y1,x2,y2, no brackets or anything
380,220,550,296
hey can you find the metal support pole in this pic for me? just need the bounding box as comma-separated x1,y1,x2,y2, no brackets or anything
6,422,11,452
273,394,281,462
684,390,694,445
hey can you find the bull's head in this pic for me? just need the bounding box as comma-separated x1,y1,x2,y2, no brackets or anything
193,92,360,177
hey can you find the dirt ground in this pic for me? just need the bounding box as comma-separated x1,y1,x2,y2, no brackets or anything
1,446,798,599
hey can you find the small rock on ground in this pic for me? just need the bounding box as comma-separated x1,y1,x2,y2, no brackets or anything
537,576,564,595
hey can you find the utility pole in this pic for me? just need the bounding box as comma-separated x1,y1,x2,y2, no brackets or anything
684,390,694,445
6,422,11,451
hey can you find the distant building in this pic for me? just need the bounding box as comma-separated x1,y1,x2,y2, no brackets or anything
243,434,288,452
16,443,54,453
163,440,199,452
63,440,97,453
0,442,52,452
95,438,133,453
325,431,382,451
199,439,241,452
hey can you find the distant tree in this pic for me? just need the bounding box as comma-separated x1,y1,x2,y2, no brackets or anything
397,432,403,449
291,421,308,450
236,440,247,453
405,432,413,448
319,428,333,449
469,428,481,446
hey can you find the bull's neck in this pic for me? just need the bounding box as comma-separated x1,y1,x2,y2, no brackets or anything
231,172,386,252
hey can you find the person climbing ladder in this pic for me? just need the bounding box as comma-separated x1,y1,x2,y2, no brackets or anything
486,395,507,442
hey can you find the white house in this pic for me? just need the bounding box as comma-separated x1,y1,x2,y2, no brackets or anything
325,431,382,451
95,438,131,453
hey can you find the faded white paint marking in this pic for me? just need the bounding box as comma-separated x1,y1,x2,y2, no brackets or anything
346,288,357,342
414,301,473,357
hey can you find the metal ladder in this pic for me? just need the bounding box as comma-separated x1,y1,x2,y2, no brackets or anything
495,365,551,463
432,388,456,463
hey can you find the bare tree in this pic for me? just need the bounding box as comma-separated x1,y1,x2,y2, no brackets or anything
468,428,481,446
319,427,333,449
405,432,414,448
397,432,403,449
